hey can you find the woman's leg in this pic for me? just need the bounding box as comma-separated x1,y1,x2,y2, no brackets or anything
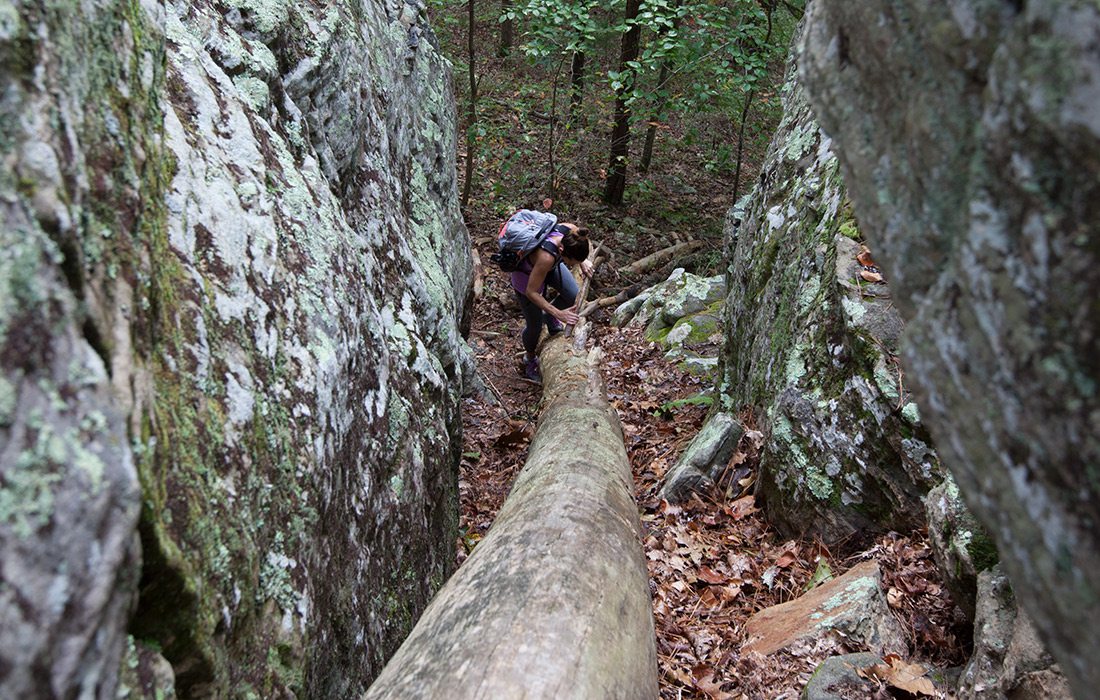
518,293,544,358
544,263,579,327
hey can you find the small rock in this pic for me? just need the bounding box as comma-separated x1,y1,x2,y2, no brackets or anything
957,566,1071,699
659,412,743,502
743,561,906,657
803,652,883,700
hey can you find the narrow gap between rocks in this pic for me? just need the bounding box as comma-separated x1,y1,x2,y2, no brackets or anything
460,270,968,698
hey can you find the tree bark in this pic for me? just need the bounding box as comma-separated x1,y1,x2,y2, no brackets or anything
461,0,477,211
498,0,513,58
363,342,658,700
569,50,586,121
603,0,643,206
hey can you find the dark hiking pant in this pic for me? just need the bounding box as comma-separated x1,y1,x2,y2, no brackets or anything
517,262,578,357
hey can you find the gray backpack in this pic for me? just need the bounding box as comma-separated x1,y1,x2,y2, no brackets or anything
491,209,558,272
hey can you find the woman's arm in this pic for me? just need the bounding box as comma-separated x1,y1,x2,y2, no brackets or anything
525,250,579,325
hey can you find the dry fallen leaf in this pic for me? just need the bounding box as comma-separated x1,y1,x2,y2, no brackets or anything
493,428,530,447
692,666,732,700
887,586,903,608
863,656,937,697
860,269,884,283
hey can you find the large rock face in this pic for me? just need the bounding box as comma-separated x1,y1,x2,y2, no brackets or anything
0,0,471,697
800,2,1100,696
720,50,940,544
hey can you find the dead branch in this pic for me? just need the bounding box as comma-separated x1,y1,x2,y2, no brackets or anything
619,240,704,277
471,248,485,300
581,283,645,317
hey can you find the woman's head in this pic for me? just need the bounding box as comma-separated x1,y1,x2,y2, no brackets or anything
555,223,590,265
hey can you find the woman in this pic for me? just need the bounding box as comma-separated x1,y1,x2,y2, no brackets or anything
512,223,593,382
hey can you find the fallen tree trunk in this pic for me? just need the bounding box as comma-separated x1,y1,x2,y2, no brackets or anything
619,239,704,276
363,339,657,700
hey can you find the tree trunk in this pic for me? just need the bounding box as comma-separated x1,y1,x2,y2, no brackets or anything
619,240,703,276
498,0,513,58
603,0,643,206
363,341,658,700
640,4,680,174
639,60,670,174
569,50,586,121
731,5,773,205
461,0,477,211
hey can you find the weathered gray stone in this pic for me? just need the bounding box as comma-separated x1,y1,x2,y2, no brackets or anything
721,44,941,545
0,0,471,697
659,412,744,502
614,269,726,378
925,475,998,620
743,561,906,658
803,652,883,700
800,2,1100,694
958,567,1070,700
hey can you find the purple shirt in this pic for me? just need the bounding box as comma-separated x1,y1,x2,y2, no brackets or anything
510,233,562,295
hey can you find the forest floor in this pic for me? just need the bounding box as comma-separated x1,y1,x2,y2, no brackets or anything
458,264,970,699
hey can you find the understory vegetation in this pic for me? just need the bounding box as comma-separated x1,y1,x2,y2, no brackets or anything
428,0,803,274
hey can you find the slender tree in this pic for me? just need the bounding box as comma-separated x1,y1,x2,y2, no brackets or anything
569,49,585,121
640,1,680,173
603,0,642,205
461,0,477,211
498,0,514,57
731,1,775,205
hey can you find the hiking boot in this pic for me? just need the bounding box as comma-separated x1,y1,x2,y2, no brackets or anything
547,318,565,336
524,357,542,383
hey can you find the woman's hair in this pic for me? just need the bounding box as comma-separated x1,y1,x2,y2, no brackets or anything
560,226,590,262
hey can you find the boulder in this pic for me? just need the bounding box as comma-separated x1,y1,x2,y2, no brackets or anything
743,561,906,658
803,652,884,700
925,476,998,620
659,412,744,502
0,1,471,697
613,269,725,378
958,567,1070,700
721,41,940,545
800,2,1100,693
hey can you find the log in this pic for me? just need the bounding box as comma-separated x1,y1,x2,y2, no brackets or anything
471,248,485,300
363,339,657,700
582,283,645,317
619,239,704,276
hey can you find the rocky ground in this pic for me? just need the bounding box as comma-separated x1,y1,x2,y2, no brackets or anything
459,260,969,698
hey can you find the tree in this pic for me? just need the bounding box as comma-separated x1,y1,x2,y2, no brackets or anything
603,0,642,205
461,0,477,211
498,0,514,57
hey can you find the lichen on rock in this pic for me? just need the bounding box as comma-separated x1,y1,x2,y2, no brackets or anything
0,0,472,697
799,2,1100,694
719,39,941,545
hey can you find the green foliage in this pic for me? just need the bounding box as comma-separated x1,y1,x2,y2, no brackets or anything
656,392,714,418
506,0,615,62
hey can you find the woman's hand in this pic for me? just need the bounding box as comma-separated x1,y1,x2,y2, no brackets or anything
579,260,594,278
555,306,580,325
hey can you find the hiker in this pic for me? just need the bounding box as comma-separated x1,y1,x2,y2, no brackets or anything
513,222,593,382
